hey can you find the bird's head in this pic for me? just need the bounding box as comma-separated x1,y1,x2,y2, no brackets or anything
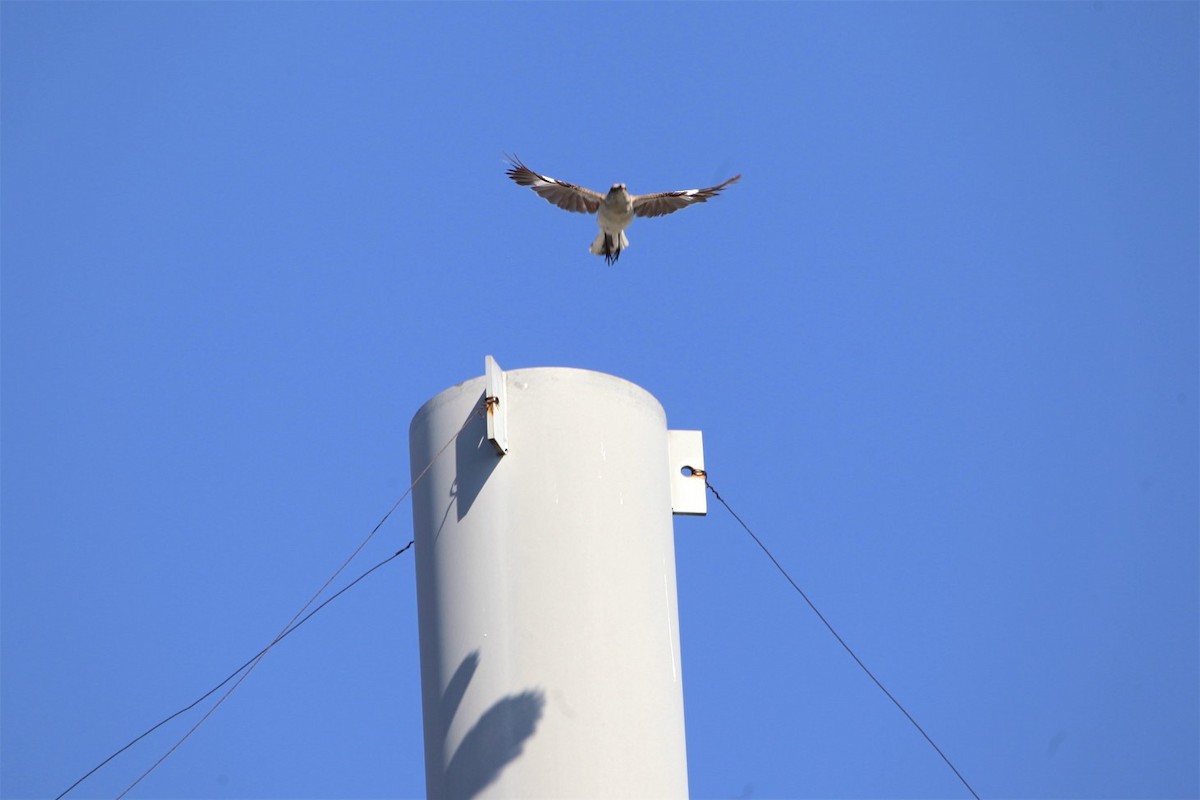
609,183,627,193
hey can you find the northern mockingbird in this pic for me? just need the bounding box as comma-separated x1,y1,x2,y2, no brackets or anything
505,155,741,265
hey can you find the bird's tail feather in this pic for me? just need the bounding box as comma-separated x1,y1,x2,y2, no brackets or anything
589,231,629,265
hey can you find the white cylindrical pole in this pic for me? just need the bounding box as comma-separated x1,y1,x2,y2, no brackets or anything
409,365,689,800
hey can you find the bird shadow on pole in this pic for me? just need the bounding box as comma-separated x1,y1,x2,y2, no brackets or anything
442,685,547,800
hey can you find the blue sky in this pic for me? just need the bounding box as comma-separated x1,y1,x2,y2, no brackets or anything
3,2,1196,799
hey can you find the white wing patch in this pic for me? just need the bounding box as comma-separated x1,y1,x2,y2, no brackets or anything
505,155,605,214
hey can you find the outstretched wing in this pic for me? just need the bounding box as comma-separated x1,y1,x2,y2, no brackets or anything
505,155,605,214
631,174,742,218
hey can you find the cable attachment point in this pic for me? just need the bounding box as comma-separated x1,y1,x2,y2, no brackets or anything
681,466,706,478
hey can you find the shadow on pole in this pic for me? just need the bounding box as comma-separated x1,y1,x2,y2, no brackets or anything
455,392,500,522
443,688,547,800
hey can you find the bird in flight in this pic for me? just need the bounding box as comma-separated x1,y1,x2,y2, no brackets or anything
505,155,741,265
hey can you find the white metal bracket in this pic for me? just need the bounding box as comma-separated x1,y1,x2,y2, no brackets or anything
485,355,508,455
667,430,706,515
